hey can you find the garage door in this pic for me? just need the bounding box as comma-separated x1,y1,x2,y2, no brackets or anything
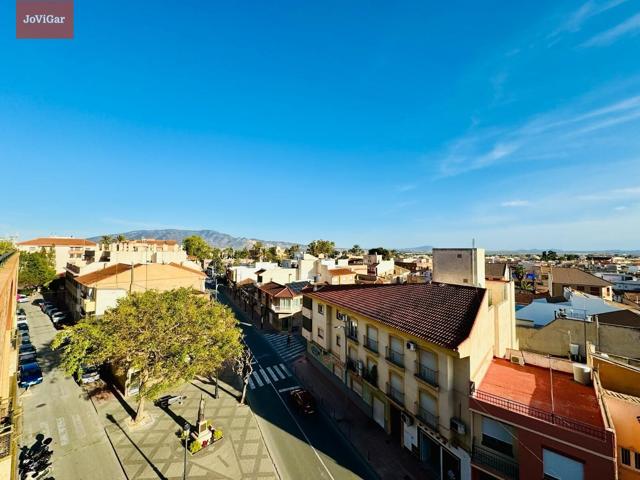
373,397,385,429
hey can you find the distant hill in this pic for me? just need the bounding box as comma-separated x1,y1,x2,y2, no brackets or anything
89,229,301,250
398,245,433,253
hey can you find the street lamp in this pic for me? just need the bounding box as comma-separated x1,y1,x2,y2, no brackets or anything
183,422,190,480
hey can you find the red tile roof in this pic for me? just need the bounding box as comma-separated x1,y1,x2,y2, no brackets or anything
305,283,485,349
258,281,299,298
551,267,612,287
478,358,604,428
18,237,96,247
328,268,355,276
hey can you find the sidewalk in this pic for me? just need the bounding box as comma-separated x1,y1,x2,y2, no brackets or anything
291,356,432,480
89,371,278,480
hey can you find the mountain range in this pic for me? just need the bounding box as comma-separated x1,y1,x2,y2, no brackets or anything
89,229,301,250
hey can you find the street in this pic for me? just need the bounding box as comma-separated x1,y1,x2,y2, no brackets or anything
218,288,378,480
18,296,126,480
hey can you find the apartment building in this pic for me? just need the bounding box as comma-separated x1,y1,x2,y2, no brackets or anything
97,239,193,266
301,248,517,480
17,237,97,273
551,267,613,300
0,252,20,480
469,352,616,480
65,262,206,319
255,281,310,331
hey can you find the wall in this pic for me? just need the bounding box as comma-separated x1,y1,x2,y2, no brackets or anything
0,253,19,399
432,248,485,288
517,318,640,359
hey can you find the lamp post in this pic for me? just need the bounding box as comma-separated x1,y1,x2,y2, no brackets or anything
183,422,190,480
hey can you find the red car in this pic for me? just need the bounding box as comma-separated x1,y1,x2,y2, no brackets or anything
289,388,315,414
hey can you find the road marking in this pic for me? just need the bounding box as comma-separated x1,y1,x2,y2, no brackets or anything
272,365,286,380
238,321,252,326
72,414,86,439
259,370,271,385
248,377,255,390
280,364,292,376
252,371,264,387
39,422,50,440
277,386,300,393
266,366,279,382
56,417,69,446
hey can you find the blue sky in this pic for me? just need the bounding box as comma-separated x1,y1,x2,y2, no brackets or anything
1,1,640,250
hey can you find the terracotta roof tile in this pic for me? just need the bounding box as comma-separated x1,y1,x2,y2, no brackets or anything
305,283,484,350
18,237,96,247
551,267,612,287
328,268,354,276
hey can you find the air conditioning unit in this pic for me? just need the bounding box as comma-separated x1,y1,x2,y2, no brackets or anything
401,412,414,426
336,312,346,321
356,360,364,376
406,341,417,351
450,417,466,435
510,355,525,366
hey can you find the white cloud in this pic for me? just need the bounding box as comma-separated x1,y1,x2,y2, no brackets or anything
582,12,640,46
614,205,627,210
396,183,417,192
563,0,628,32
501,200,531,207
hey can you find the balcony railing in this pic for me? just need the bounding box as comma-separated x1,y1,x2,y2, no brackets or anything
385,347,404,368
472,444,519,480
472,389,607,440
364,336,378,353
386,383,405,406
346,358,358,372
362,368,378,388
346,328,359,343
415,362,439,388
415,404,438,430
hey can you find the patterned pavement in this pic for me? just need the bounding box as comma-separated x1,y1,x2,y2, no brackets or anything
96,377,278,480
261,332,306,363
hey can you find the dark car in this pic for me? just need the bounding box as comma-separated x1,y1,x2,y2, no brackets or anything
17,323,29,333
76,365,100,384
19,332,31,344
19,362,43,388
19,343,36,359
289,388,315,414
19,352,37,365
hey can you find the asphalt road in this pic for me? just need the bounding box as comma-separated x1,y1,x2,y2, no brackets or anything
18,295,126,480
218,288,378,480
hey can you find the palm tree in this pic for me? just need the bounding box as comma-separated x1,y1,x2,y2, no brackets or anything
116,234,127,243
100,235,113,247
349,244,364,255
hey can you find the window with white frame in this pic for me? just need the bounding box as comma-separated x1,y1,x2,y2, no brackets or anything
317,304,324,314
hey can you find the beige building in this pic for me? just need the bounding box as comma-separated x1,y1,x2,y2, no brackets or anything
17,237,97,274
301,247,516,480
65,262,206,319
0,252,20,480
255,281,310,331
433,248,485,287
551,267,613,300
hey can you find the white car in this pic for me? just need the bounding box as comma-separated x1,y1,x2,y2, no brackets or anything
17,294,30,304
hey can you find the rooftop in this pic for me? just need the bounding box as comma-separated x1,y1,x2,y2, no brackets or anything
552,267,612,287
485,262,508,278
328,268,355,276
75,262,205,286
17,237,96,247
477,358,604,429
304,282,485,350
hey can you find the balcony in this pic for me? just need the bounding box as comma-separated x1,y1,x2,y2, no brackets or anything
345,328,359,343
346,358,358,373
472,444,519,480
363,336,379,354
415,404,439,431
362,367,378,388
385,347,404,368
386,383,405,406
415,362,439,388
0,397,21,463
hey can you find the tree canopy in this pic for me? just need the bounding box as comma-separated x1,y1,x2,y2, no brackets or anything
0,240,14,256
285,244,300,258
52,288,243,422
183,235,213,266
348,244,364,256
307,239,335,257
19,249,57,289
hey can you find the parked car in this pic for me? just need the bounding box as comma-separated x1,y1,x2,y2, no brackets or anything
16,308,27,320
18,331,30,344
289,388,316,414
17,323,29,333
19,362,43,388
19,343,36,359
40,301,54,313
19,352,37,365
44,304,59,316
17,294,30,304
76,365,100,384
50,311,68,326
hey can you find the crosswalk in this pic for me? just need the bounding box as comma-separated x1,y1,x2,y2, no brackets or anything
23,413,88,449
263,333,306,362
248,362,293,390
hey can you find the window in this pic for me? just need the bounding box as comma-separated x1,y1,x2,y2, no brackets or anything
303,296,312,309
481,417,513,457
317,304,324,314
317,327,324,339
543,449,584,480
457,254,462,258
635,452,640,469
577,285,584,291
336,335,341,347
621,448,631,466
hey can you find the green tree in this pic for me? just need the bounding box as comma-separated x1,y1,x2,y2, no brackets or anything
368,247,394,260
249,241,265,261
208,247,225,276
265,246,279,262
0,240,14,256
19,250,57,289
52,288,243,423
307,240,335,257
348,244,364,256
100,235,113,247
116,234,127,243
183,235,212,268
285,244,300,258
